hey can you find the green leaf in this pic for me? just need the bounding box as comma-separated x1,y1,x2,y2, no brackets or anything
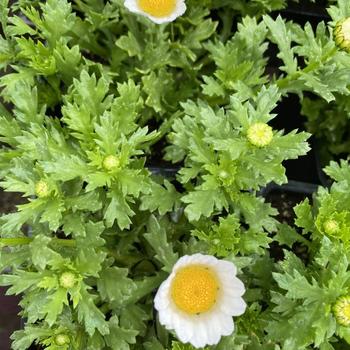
264,15,297,74
104,316,137,350
104,189,135,230
182,188,228,221
140,179,181,215
77,286,109,336
29,235,63,269
97,266,137,305
42,288,68,326
172,341,200,350
294,199,314,233
11,327,52,350
144,215,178,272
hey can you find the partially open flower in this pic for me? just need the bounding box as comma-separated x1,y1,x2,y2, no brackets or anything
124,0,186,24
154,254,246,348
247,122,273,148
334,17,350,53
334,295,350,326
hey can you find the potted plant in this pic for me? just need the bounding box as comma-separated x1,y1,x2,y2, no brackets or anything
0,0,350,349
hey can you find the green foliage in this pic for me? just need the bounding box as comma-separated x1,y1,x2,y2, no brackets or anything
166,85,310,224
0,0,349,349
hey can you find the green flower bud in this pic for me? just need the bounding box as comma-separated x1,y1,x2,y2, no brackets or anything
323,219,340,236
103,155,120,171
334,17,350,53
34,180,50,198
247,123,273,148
59,271,77,289
55,333,70,346
218,170,229,180
334,295,350,326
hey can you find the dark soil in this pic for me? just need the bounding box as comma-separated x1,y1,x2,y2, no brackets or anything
265,188,310,226
265,187,312,263
0,190,25,350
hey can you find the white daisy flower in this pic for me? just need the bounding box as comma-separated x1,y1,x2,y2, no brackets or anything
124,0,186,24
154,253,246,348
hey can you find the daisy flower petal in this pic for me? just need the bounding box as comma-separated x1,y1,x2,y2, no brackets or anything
124,0,186,24
154,253,247,348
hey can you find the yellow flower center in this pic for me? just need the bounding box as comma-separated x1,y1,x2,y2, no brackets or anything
344,304,350,319
334,18,350,53
247,122,273,148
334,295,350,326
171,265,220,315
138,0,176,18
342,18,350,41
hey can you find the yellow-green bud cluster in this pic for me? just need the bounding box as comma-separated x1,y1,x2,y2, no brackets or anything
103,155,120,171
334,17,350,53
59,271,77,289
334,295,350,326
247,122,273,148
34,180,50,198
218,170,229,180
323,219,340,236
55,333,70,346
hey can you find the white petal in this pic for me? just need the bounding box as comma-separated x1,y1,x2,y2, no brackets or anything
158,307,173,328
219,275,246,297
220,296,247,316
172,314,194,344
198,314,223,346
124,0,141,13
188,320,209,349
217,314,235,336
154,281,171,311
173,255,195,270
124,0,186,24
154,253,245,349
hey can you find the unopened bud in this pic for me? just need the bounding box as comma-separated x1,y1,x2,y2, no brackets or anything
35,180,50,198
334,17,350,53
323,219,340,236
102,155,120,171
247,122,273,148
334,295,350,326
55,333,70,346
59,271,76,289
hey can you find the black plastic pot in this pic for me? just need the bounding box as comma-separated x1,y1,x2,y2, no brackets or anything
281,1,330,23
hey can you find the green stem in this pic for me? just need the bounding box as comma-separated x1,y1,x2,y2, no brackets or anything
0,237,76,247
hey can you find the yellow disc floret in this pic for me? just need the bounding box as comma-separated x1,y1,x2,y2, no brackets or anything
138,0,176,18
171,265,220,315
247,122,273,147
334,17,350,53
334,295,350,326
